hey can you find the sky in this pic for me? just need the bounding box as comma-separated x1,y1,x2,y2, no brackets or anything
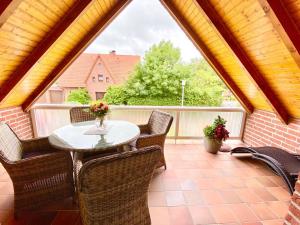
85,0,202,62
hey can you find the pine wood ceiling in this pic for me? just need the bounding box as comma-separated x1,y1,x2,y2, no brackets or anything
0,0,299,124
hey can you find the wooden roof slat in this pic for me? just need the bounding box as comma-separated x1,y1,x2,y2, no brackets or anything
194,0,289,124
22,0,132,111
160,0,254,114
257,0,300,69
0,0,23,27
0,0,93,105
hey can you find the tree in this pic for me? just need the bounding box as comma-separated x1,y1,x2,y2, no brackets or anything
67,88,92,104
125,40,193,97
184,58,226,106
104,41,232,106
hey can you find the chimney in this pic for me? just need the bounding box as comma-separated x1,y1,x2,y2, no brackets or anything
110,50,116,55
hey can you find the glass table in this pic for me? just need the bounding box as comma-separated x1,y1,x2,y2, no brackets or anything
49,120,140,153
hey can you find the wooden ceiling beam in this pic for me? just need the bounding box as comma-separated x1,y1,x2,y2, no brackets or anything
22,0,132,111
194,0,289,124
257,0,300,68
0,0,23,27
0,0,93,104
160,0,254,114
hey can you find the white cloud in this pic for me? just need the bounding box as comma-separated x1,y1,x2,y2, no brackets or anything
85,0,202,62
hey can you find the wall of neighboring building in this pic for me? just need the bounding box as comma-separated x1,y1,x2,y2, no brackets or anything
243,109,300,154
284,173,300,225
86,57,114,100
0,106,33,139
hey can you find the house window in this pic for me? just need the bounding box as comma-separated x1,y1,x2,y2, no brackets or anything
96,92,105,100
106,77,109,83
92,76,96,82
98,74,104,81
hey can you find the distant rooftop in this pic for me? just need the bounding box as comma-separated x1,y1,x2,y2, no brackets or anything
56,51,140,88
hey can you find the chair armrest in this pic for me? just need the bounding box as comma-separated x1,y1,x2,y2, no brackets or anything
21,137,56,153
5,151,73,183
136,133,166,149
138,124,150,133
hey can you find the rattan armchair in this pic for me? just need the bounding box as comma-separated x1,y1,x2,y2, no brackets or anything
69,106,117,180
0,122,74,217
133,110,173,169
77,146,161,225
70,106,96,123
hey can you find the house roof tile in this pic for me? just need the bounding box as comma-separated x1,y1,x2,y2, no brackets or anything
56,53,139,88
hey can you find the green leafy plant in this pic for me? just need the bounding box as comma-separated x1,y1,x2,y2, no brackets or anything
203,116,229,141
67,88,91,104
103,40,235,106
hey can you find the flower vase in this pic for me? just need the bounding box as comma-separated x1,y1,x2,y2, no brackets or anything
95,117,105,130
203,137,222,154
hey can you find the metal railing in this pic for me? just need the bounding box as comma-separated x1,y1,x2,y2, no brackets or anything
30,104,247,140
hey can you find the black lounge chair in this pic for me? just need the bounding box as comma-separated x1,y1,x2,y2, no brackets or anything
231,146,300,195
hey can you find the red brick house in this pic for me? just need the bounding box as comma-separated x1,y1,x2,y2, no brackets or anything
38,51,140,103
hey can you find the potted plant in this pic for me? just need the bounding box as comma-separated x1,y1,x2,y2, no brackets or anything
89,101,109,129
203,116,229,154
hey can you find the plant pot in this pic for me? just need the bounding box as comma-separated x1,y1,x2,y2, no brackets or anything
203,137,222,154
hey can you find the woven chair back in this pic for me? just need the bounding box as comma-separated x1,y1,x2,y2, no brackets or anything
70,107,96,123
78,146,161,225
0,122,22,162
148,110,173,135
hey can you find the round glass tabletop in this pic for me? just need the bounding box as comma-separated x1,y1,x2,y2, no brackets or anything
49,120,140,152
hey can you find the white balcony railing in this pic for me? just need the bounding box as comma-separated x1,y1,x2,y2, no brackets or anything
30,104,247,140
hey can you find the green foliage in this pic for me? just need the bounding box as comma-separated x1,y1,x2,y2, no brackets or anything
203,125,215,138
126,96,180,106
213,115,227,127
125,40,192,97
103,40,234,106
102,86,127,105
66,88,91,104
203,115,228,139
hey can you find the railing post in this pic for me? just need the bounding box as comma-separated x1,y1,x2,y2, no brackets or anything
175,111,180,143
239,111,247,140
30,109,39,138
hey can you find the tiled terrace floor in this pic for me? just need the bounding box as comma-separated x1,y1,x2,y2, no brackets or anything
0,144,290,225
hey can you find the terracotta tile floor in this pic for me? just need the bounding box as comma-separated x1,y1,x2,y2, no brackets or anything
0,144,290,225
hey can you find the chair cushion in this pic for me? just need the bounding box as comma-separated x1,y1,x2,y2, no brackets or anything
0,122,23,161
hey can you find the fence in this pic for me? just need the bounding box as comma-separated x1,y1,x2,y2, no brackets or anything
30,104,246,140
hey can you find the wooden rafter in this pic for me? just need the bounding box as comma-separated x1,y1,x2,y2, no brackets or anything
0,0,23,27
22,0,132,111
0,0,93,104
257,0,300,68
194,0,289,124
160,0,254,114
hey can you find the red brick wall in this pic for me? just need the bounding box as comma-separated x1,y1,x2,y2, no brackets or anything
243,109,300,154
285,173,300,225
0,106,33,139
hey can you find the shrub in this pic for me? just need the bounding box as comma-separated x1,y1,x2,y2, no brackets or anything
66,88,91,104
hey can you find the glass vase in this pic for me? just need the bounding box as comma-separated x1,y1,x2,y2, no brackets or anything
95,116,105,129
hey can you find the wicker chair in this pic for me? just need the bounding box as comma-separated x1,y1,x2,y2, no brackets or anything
0,122,74,217
133,110,173,169
77,146,161,225
70,106,96,123
69,106,117,179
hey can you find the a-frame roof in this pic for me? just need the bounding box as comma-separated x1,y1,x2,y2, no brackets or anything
0,0,300,124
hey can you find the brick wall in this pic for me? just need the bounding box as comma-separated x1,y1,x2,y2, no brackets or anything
0,106,33,139
285,173,300,225
243,109,300,154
